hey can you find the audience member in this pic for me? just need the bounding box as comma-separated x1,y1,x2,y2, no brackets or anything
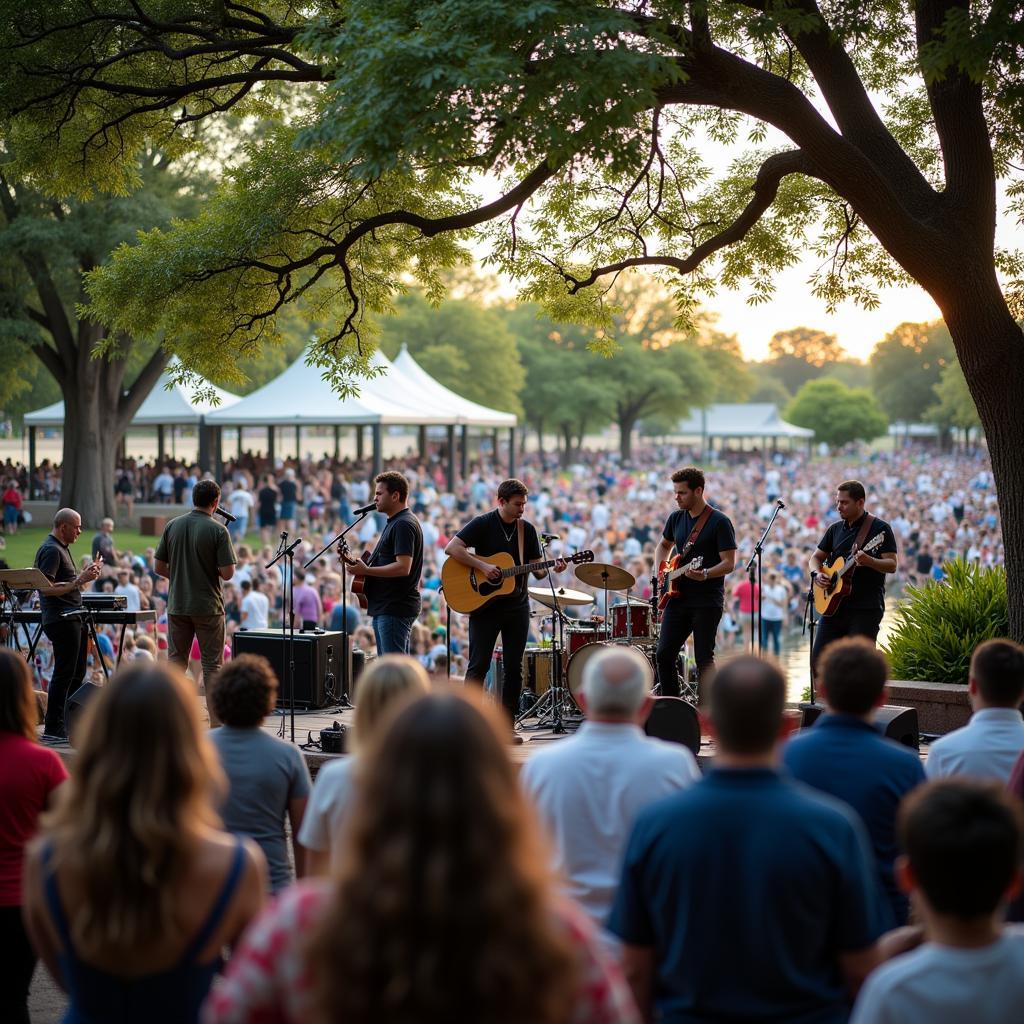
609,656,886,1022
205,690,639,1023
0,651,68,1024
22,663,266,1024
239,578,269,629
926,639,1024,782
298,655,430,874
851,780,1024,1023
209,655,311,892
783,638,926,925
521,647,700,943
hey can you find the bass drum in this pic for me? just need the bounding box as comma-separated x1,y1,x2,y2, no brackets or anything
565,640,656,699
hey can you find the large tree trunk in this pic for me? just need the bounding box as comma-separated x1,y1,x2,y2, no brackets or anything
60,390,122,525
618,416,636,462
942,281,1024,642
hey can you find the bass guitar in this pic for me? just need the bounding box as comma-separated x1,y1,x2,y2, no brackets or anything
655,556,705,610
441,549,595,614
338,540,371,610
813,533,885,617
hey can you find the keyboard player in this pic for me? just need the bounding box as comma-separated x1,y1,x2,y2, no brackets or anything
33,508,103,743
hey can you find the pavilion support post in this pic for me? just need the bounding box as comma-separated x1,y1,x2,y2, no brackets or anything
267,426,275,466
418,425,427,458
238,427,244,459
157,424,166,465
371,424,382,477
28,426,37,499
214,427,224,482
171,426,176,460
508,427,516,478
460,424,469,481
492,428,499,465
446,425,456,492
333,425,340,460
294,424,301,461
198,417,210,473
356,425,365,462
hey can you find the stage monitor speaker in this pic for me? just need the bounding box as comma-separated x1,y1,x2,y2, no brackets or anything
66,681,102,746
232,630,347,709
799,702,920,752
644,696,701,755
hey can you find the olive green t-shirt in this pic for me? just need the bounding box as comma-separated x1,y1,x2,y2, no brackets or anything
155,510,236,616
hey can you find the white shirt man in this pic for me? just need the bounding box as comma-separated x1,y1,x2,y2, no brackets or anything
240,581,270,629
521,646,700,943
227,485,254,520
114,571,142,612
926,639,1024,783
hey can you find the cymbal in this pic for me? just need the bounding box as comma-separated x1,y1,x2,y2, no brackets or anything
574,562,636,590
528,586,593,607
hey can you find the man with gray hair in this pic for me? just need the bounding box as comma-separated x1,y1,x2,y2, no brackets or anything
520,646,700,942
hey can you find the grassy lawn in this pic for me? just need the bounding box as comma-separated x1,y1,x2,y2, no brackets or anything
0,526,168,569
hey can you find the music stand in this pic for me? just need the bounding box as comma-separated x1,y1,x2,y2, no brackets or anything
0,568,51,659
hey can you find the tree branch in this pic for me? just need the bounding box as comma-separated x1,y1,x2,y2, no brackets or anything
560,149,812,293
30,341,65,384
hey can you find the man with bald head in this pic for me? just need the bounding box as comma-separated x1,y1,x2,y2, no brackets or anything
520,646,700,945
34,508,102,741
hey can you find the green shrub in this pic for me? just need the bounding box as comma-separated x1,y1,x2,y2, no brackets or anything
884,560,1009,685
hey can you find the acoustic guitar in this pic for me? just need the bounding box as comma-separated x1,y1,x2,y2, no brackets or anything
441,549,595,614
338,540,371,610
813,533,885,617
655,556,704,610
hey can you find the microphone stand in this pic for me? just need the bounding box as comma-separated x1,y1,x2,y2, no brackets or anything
802,579,818,705
302,509,373,708
267,531,302,743
744,499,785,657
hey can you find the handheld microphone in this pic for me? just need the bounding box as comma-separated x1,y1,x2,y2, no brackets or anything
540,533,559,543
213,506,237,523
353,501,377,515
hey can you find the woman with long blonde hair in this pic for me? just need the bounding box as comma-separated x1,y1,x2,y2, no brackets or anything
206,690,639,1024
22,663,266,1023
298,654,431,874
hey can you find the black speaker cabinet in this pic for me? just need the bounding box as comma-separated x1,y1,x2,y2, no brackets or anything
644,696,702,755
232,630,347,709
799,701,920,752
66,681,102,746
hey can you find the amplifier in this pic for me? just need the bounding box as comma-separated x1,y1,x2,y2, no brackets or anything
799,702,920,751
232,630,348,709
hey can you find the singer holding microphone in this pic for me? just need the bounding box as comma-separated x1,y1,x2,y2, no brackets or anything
154,479,236,724
445,479,566,726
33,509,103,742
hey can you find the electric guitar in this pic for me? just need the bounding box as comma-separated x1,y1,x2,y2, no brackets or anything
813,533,886,617
655,556,705,610
441,549,595,614
338,540,371,610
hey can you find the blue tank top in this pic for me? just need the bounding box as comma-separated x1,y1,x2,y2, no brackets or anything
43,839,245,1024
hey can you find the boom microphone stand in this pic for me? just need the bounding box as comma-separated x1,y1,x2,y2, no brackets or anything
267,531,302,743
744,499,785,656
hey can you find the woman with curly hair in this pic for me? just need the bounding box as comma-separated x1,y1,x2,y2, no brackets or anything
298,654,430,875
0,650,67,1024
205,690,639,1024
21,663,266,1023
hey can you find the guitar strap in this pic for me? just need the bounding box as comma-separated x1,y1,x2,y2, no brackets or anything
848,513,875,569
678,506,713,559
516,519,525,594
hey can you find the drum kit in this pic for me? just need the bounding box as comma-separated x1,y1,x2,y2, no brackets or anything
512,559,697,731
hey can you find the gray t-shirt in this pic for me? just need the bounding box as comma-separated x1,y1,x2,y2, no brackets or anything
297,756,357,872
209,726,312,892
851,928,1024,1024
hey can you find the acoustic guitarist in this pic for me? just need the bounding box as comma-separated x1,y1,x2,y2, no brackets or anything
343,471,423,656
653,467,736,704
809,480,898,674
444,478,566,725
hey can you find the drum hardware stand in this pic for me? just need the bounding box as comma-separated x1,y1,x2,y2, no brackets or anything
516,537,579,734
744,498,785,656
303,509,373,710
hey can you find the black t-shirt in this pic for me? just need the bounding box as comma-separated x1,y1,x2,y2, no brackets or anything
91,531,115,564
662,507,737,609
278,479,298,505
364,508,423,618
35,535,82,625
817,514,898,612
455,510,542,612
172,475,188,502
915,551,934,575
257,486,278,518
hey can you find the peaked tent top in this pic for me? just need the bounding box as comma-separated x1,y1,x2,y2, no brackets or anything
392,345,516,427
676,403,814,438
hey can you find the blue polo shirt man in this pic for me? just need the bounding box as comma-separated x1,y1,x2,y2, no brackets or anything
783,637,926,926
609,656,885,1024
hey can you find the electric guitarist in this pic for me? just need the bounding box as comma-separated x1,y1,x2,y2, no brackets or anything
444,478,566,725
653,467,737,704
809,479,898,674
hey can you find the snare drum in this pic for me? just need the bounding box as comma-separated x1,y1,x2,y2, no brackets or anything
522,647,555,695
611,603,653,640
566,626,603,656
566,641,656,697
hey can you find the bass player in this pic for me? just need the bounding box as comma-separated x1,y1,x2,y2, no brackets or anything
653,467,736,704
445,478,566,725
809,479,898,672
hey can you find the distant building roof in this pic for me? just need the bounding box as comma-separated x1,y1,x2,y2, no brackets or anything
676,403,814,439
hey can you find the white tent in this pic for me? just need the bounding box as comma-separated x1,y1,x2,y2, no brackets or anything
204,348,457,426
677,403,814,441
392,344,517,428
